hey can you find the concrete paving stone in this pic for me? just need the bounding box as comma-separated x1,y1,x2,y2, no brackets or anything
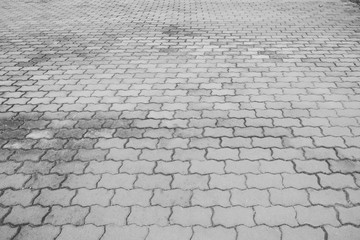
121,160,156,174
318,173,357,189
343,137,360,147
337,206,360,225
354,173,360,187
25,173,65,189
174,128,203,138
295,206,340,227
240,148,272,160
0,189,38,206
64,138,97,150
246,174,283,189
254,206,298,226
85,205,129,225
144,128,174,138
4,139,37,149
0,162,21,174
263,127,292,137
172,174,209,190
328,159,360,173
62,174,100,189
74,149,108,161
346,189,360,204
304,148,338,160
56,225,104,240
190,160,224,174
259,160,295,174
225,160,260,174
0,225,18,240
10,149,45,161
107,148,141,160
170,206,212,227
236,226,281,240
234,127,263,137
325,226,360,240
252,137,283,148
155,161,189,174
293,160,330,174
204,127,233,137
282,173,320,189
14,225,60,240
213,206,255,227
269,188,310,206
135,174,171,189
1,0,360,237
160,119,188,128
85,161,122,174
152,189,191,207
190,137,221,148
56,128,85,138
158,138,189,149
210,174,246,189
114,128,144,138
192,226,236,240
217,119,245,128
0,207,10,219
336,147,360,160
140,149,173,161
192,189,230,207
207,148,239,160
308,189,348,206
26,129,55,139
127,138,158,149
281,226,325,240
113,188,152,206
102,225,148,240
221,137,252,148
0,174,30,189
72,188,113,206
283,137,313,148
231,189,270,207
45,206,89,225
51,161,88,174
94,138,127,149
4,205,48,225
189,119,216,128
291,127,322,137
128,206,170,226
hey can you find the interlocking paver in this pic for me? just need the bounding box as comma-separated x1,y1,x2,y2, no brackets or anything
295,206,340,227
45,206,89,225
192,226,236,240
0,225,18,240
4,206,48,225
170,206,212,227
325,226,360,240
0,189,38,206
236,226,281,240
231,189,270,207
281,226,325,240
128,206,170,226
102,226,148,240
1,0,360,238
147,226,192,240
14,226,60,240
56,225,104,240
85,206,129,225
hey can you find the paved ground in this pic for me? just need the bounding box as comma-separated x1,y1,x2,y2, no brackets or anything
0,0,360,239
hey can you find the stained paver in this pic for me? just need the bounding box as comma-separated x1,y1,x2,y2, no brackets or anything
1,0,360,239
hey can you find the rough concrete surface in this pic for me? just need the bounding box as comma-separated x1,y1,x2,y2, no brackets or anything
0,0,360,239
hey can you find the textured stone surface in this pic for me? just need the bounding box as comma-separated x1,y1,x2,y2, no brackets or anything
0,0,360,239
